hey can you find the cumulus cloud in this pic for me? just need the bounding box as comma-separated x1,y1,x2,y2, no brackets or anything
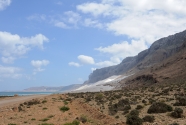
78,55,95,64
84,18,103,28
64,11,81,25
0,0,11,11
96,40,148,59
0,31,49,63
31,60,50,73
54,21,70,29
77,2,110,16
94,40,147,67
68,62,80,67
77,0,186,44
75,0,186,67
1,56,15,64
0,65,22,79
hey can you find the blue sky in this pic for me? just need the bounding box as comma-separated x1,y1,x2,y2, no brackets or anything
0,0,186,91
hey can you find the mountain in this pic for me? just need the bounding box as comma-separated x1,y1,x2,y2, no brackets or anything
58,84,82,92
87,30,186,84
23,86,64,92
23,84,82,92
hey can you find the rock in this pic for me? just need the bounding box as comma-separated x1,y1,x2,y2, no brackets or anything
86,30,186,84
12,106,18,112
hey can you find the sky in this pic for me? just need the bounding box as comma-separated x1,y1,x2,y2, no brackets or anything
0,0,186,91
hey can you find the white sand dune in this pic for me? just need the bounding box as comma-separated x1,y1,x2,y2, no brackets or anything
73,75,128,92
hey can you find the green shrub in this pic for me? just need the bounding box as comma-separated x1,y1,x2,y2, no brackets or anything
147,102,173,113
63,101,68,105
60,106,70,112
108,104,118,115
171,108,183,118
142,99,147,104
123,110,129,115
115,115,119,119
79,115,87,123
38,123,54,125
130,109,139,116
169,123,179,125
126,110,143,125
95,93,104,100
136,105,143,110
124,105,131,111
142,115,155,123
148,98,156,104
39,118,49,122
47,115,54,118
174,97,186,106
43,107,48,110
42,100,47,103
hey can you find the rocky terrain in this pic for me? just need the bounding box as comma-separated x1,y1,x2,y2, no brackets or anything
88,30,186,84
1,81,186,125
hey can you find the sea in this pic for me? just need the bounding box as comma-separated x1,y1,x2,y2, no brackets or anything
0,92,55,96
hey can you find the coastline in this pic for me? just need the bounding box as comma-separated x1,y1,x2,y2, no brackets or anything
0,94,48,108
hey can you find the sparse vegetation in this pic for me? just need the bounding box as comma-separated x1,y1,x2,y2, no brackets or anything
147,102,173,113
63,120,80,125
171,108,183,118
126,110,143,125
142,115,155,123
39,118,49,122
60,106,70,112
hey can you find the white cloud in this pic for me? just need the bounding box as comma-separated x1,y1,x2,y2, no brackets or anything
0,65,22,79
1,56,15,64
77,0,186,44
0,0,11,11
54,21,70,29
0,31,49,63
77,2,110,16
27,14,46,21
75,0,186,68
31,60,50,73
91,68,97,72
84,18,103,28
78,55,95,64
28,11,81,29
96,40,147,58
68,62,80,67
64,11,81,25
94,40,148,67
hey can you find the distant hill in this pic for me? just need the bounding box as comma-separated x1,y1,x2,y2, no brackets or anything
23,84,83,92
23,86,64,92
87,30,186,85
58,84,82,92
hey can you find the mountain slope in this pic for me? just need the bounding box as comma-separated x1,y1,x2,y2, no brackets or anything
88,30,186,84
119,40,186,88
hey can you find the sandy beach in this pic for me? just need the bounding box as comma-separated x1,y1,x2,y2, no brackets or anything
0,95,47,108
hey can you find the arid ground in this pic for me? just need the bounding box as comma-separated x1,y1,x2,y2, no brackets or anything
1,81,186,125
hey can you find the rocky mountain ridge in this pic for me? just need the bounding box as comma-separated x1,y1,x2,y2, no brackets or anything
88,30,186,84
